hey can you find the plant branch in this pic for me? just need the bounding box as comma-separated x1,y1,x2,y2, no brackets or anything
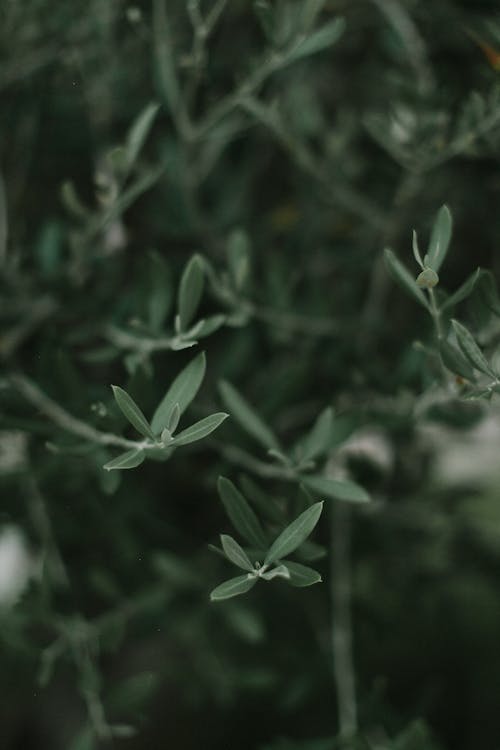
9,373,153,451
330,501,358,740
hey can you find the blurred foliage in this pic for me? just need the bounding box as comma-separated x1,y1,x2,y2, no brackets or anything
2,0,500,748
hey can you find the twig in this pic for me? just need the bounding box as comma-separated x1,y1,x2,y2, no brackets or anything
9,373,153,451
330,501,358,740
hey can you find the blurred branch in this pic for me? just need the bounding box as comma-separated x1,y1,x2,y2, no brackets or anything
330,501,358,740
0,296,58,360
0,170,7,266
9,374,152,451
239,96,387,231
370,0,434,95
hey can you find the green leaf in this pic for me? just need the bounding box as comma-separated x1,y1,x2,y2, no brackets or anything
478,269,500,315
171,413,228,446
384,248,429,309
302,474,370,503
151,351,206,434
147,252,172,332
260,564,290,580
281,560,322,587
264,502,323,566
426,205,452,273
451,319,495,377
218,380,280,451
210,575,257,601
167,403,180,433
412,230,424,270
111,386,155,439
286,18,345,63
220,534,254,572
226,229,251,289
217,477,268,549
103,449,145,471
193,314,226,339
177,254,205,332
298,406,333,463
441,268,482,311
439,341,476,381
125,102,160,171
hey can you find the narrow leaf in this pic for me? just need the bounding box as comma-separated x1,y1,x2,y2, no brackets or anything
103,449,145,471
439,341,476,381
218,380,280,451
178,254,205,331
111,386,155,439
441,268,482,311
261,564,290,581
167,403,180,433
451,319,495,377
194,314,226,339
264,502,323,566
298,406,333,463
281,560,322,587
286,18,345,63
427,205,452,273
302,474,370,503
210,575,257,601
384,248,429,309
151,351,206,434
171,413,228,446
412,231,424,270
226,229,251,289
220,534,254,572
217,477,268,549
126,102,160,171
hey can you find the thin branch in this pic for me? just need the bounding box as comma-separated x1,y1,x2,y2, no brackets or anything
9,373,151,451
330,501,358,740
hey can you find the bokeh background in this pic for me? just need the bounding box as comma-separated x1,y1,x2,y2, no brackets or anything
2,1,500,748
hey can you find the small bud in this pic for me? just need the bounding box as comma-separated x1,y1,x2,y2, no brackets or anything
416,267,439,289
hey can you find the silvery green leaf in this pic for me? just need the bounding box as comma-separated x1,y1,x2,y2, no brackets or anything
281,560,322,587
220,534,254,572
412,230,424,270
125,102,160,172
441,268,482,311
451,319,495,377
384,248,429,309
261,564,290,580
111,385,155,439
151,351,206,434
193,314,226,339
302,474,370,503
217,477,268,548
226,229,251,289
177,254,205,332
426,205,452,273
103,449,145,471
264,502,323,565
147,252,172,332
210,574,257,601
218,380,280,451
170,338,198,351
267,448,290,466
170,413,228,446
285,17,345,63
167,403,180,433
439,341,476,381
297,406,333,463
